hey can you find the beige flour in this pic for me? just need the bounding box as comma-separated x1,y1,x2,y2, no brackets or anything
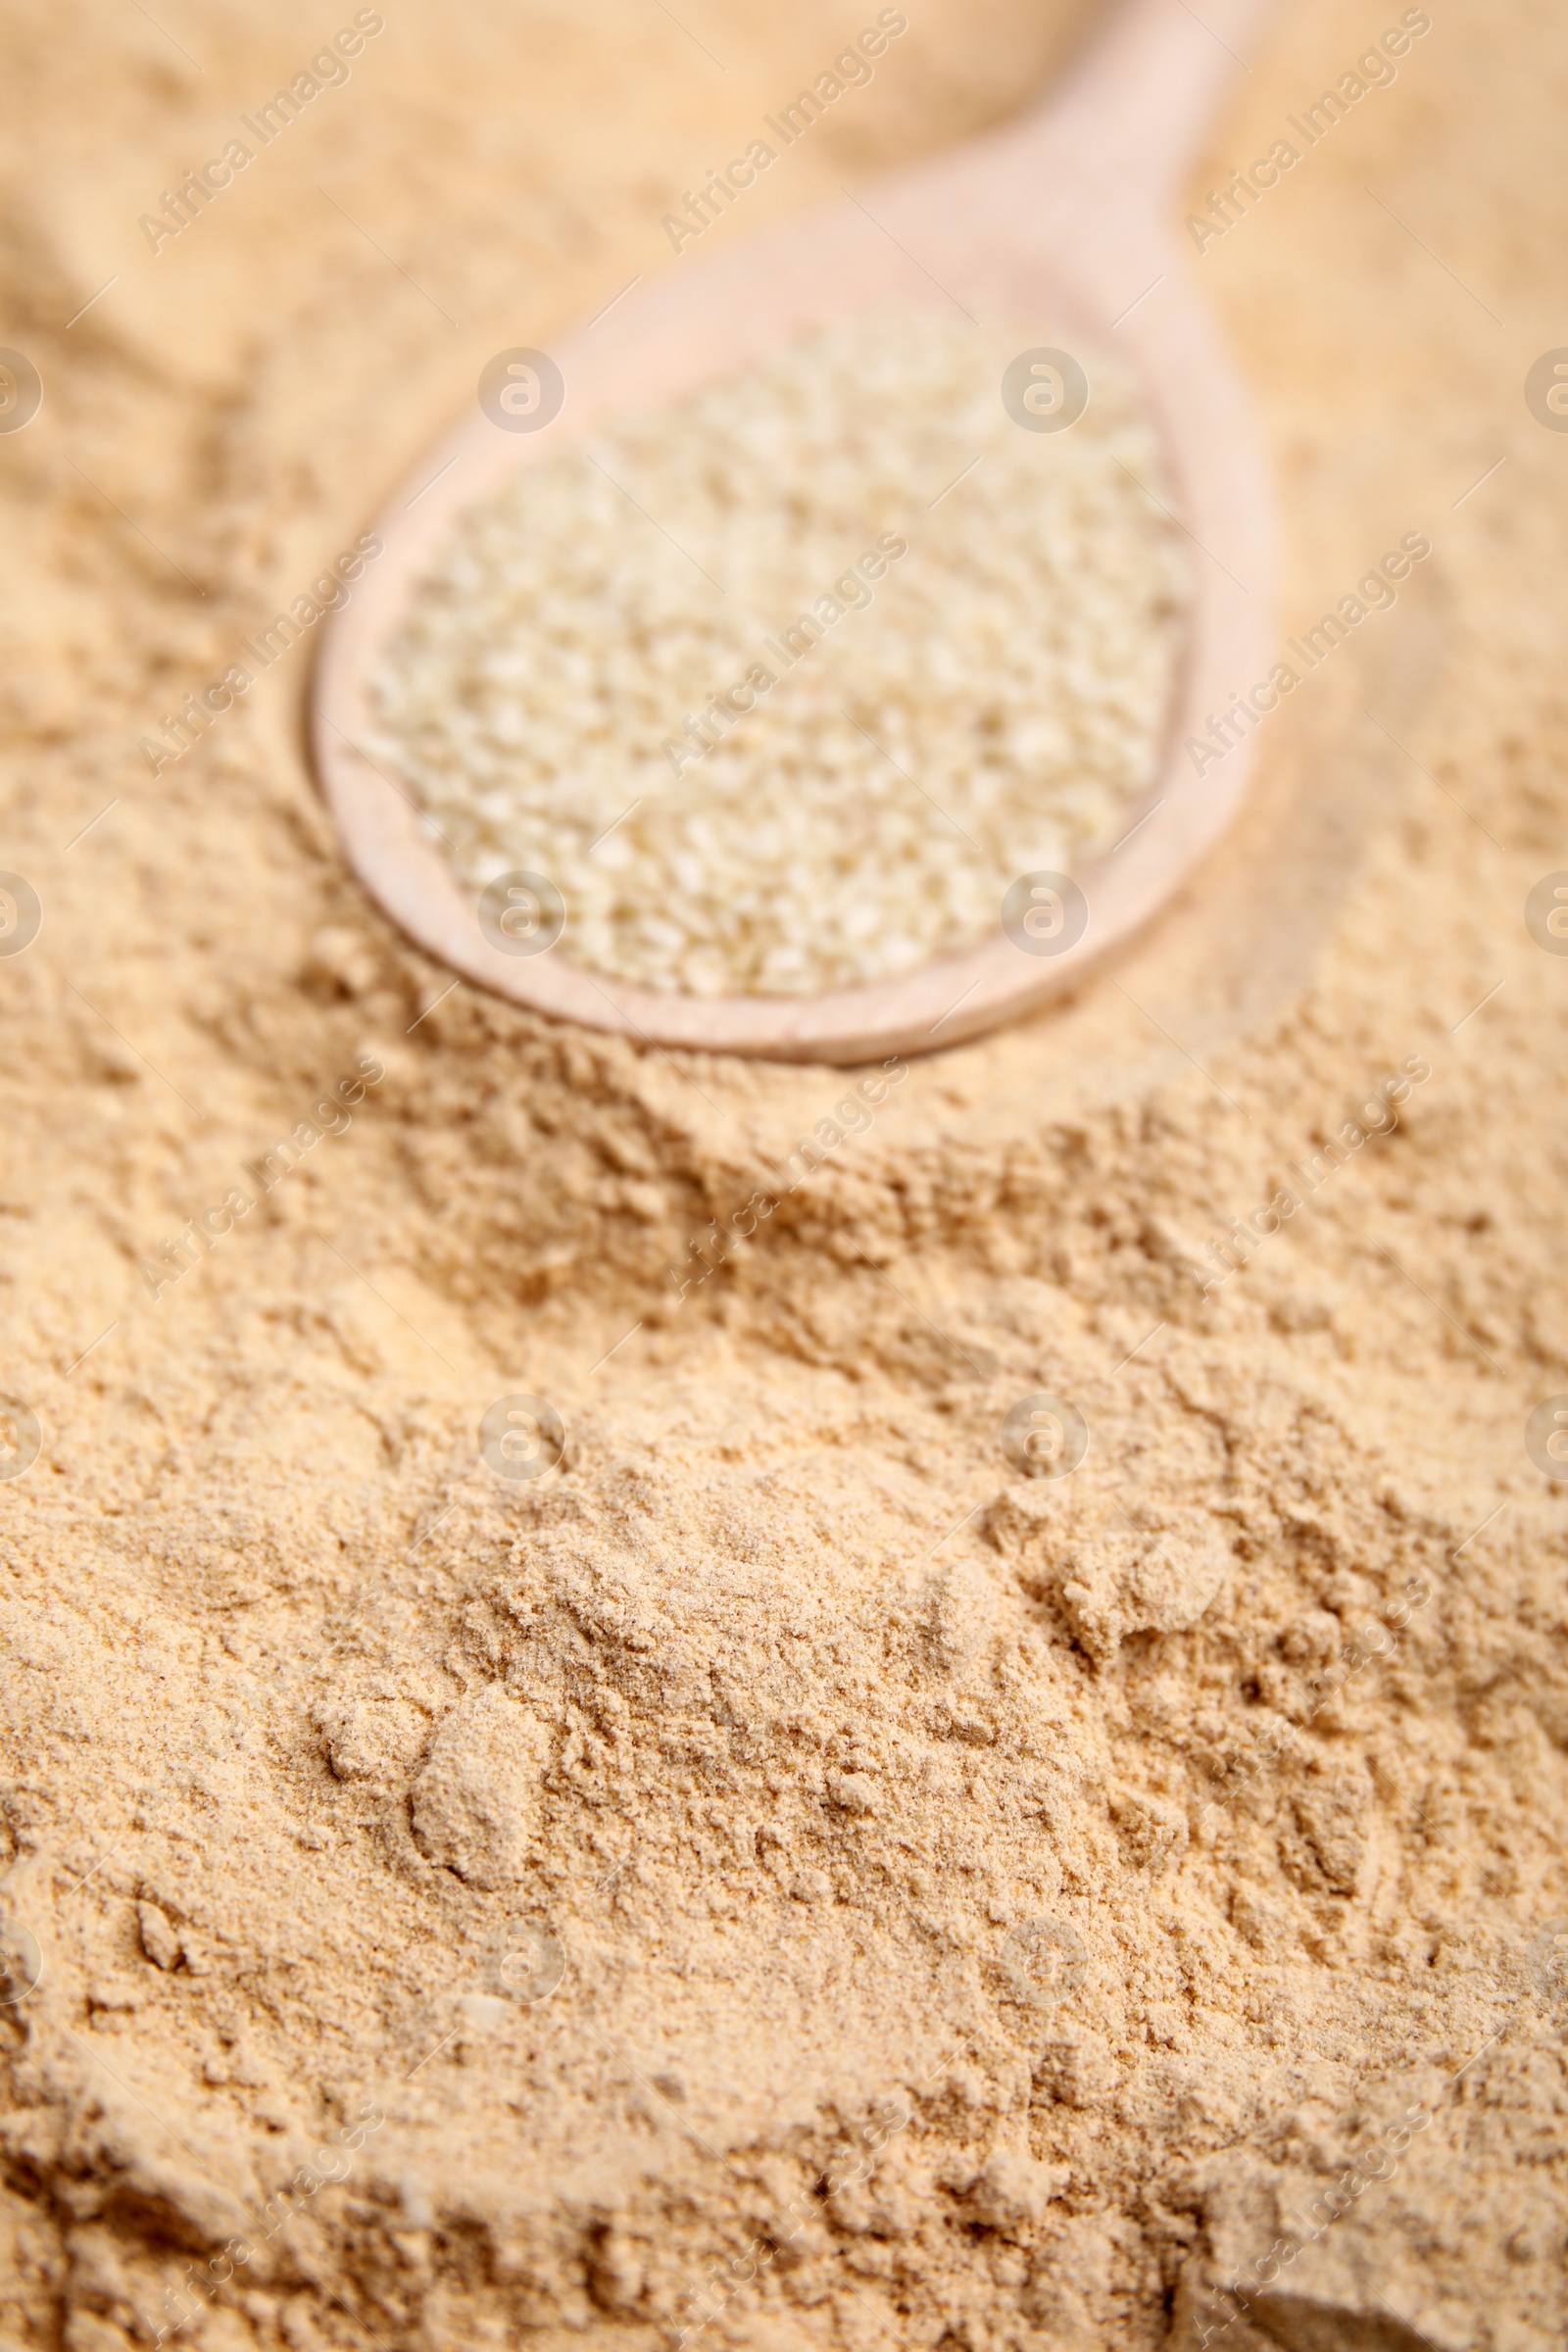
1,1,1567,2349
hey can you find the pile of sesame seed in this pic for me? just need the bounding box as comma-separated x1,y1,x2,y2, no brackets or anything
370,308,1188,998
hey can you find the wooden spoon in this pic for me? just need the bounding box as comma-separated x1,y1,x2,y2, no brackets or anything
313,0,1275,1064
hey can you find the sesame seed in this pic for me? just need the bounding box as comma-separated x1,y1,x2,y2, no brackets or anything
371,309,1187,998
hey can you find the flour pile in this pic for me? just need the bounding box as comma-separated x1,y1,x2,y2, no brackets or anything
0,0,1565,2347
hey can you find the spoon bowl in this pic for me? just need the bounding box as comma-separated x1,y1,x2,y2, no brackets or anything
313,0,1274,1062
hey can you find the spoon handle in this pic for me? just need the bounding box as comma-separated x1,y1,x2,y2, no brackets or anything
1026,0,1278,208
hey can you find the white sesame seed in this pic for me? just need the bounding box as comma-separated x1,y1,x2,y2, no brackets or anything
371,308,1188,998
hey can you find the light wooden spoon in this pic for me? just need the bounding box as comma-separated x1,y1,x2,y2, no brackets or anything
313,0,1274,1064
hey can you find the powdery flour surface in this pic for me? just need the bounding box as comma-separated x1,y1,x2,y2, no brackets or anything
2,2,1567,2349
